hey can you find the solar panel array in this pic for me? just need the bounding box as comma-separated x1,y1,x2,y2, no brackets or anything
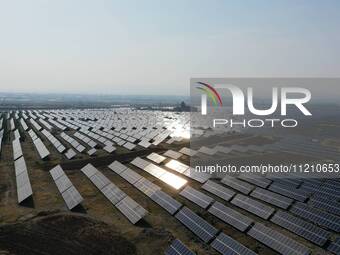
211,232,257,255
250,187,293,209
208,201,253,232
50,165,83,210
81,163,147,224
151,190,182,215
202,180,235,202
14,156,33,203
165,159,210,183
221,176,254,195
271,210,331,246
130,157,187,190
327,237,340,254
290,202,340,232
175,206,218,243
41,129,66,153
60,132,86,153
248,223,310,255
180,186,214,209
231,194,275,219
164,239,195,255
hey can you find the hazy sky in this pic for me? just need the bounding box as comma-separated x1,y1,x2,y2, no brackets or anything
0,0,339,95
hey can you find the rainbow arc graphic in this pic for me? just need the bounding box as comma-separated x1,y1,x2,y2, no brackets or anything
195,82,223,112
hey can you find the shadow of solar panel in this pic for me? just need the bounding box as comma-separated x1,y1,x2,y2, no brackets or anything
180,186,213,209
221,177,254,194
208,201,253,232
271,210,331,246
62,186,84,210
175,207,218,243
202,180,235,202
81,164,97,178
134,177,161,197
248,223,310,255
250,187,293,209
238,174,272,188
290,202,340,232
116,196,148,224
327,237,340,254
119,168,143,185
101,183,126,205
211,232,257,255
269,183,309,202
164,239,195,255
108,160,128,174
150,190,182,215
231,194,275,219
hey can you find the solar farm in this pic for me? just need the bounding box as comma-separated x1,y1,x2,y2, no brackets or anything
0,108,340,255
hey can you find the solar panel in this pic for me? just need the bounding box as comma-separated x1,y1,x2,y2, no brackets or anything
147,152,166,164
17,182,33,203
180,186,214,209
55,174,73,193
81,163,97,177
150,190,182,215
231,194,275,219
160,171,188,190
116,196,148,224
164,239,195,255
202,180,235,202
119,168,143,185
33,138,50,159
250,187,293,209
90,171,111,190
14,156,27,176
163,150,183,159
175,206,218,243
238,174,272,188
108,160,128,174
248,223,310,255
221,176,254,194
182,168,210,184
130,157,150,170
309,197,340,216
165,159,189,173
61,186,84,210
179,147,197,156
271,210,331,246
144,163,167,178
208,201,253,232
134,177,161,197
327,237,340,254
290,202,340,232
101,183,126,205
269,183,309,202
211,232,257,255
64,148,76,160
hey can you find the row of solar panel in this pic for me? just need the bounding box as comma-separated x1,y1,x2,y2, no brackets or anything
81,163,147,224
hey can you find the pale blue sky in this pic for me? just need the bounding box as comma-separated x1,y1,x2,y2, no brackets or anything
0,0,339,95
